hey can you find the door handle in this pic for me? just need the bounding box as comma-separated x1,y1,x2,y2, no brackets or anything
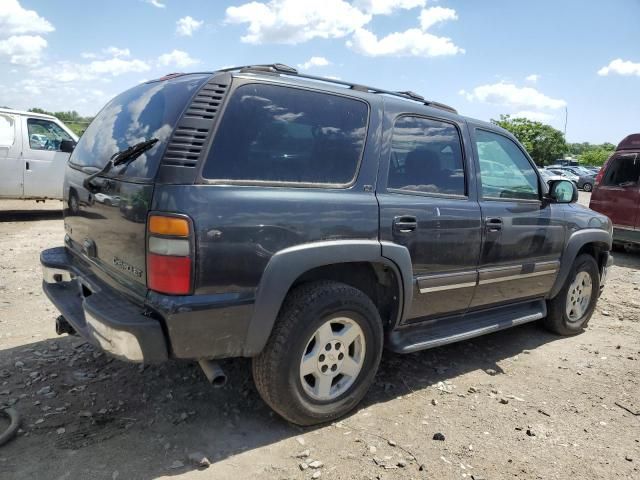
485,217,503,232
393,215,418,234
25,161,30,170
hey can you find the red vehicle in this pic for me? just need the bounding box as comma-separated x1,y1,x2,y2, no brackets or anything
590,134,640,246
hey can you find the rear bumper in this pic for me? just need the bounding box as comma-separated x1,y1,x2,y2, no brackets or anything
41,247,168,363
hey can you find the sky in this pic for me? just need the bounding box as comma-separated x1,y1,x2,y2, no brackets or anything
0,0,638,144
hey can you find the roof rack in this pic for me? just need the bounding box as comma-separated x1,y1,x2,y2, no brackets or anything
217,63,458,114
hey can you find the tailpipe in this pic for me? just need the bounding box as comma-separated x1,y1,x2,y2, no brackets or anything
198,359,227,388
55,315,76,336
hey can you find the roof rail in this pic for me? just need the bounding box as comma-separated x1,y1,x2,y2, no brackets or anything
218,63,458,114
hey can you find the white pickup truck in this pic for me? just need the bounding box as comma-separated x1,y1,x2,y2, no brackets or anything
0,108,79,200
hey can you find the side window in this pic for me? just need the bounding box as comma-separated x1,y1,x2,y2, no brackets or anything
476,130,539,200
202,84,369,185
387,116,465,196
0,114,15,147
602,155,640,187
27,118,72,151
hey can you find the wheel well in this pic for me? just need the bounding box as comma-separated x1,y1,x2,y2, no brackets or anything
577,242,610,276
290,262,401,331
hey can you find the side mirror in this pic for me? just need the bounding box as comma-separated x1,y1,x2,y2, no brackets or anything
60,139,76,153
548,179,578,204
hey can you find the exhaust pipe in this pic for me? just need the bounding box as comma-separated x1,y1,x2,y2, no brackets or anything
55,315,76,336
198,359,227,388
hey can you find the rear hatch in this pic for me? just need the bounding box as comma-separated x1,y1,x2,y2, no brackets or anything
63,74,211,300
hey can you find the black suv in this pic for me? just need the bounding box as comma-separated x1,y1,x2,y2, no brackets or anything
41,64,613,426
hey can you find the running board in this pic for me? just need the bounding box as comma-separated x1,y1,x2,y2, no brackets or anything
387,300,547,353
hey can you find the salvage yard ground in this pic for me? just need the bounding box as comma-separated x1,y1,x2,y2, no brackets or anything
0,195,638,480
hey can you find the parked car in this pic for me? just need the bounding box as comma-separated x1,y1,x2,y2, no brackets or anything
548,165,597,191
590,133,640,247
547,167,580,185
0,108,78,200
41,64,613,426
538,168,567,186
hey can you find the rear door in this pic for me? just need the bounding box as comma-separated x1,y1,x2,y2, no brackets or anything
0,112,23,198
589,153,640,229
377,113,482,321
470,127,565,308
22,117,76,199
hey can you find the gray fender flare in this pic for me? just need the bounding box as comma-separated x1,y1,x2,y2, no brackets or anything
549,228,612,298
243,240,413,356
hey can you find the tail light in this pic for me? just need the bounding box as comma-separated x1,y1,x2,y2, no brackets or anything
147,214,192,295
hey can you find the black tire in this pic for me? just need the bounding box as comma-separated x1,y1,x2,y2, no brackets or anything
583,183,593,192
252,281,383,426
544,254,600,335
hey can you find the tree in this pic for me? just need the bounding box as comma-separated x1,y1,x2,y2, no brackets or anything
28,107,93,136
492,114,567,166
578,148,614,167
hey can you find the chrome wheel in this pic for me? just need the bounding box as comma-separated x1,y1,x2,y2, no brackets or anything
566,271,593,322
299,316,366,401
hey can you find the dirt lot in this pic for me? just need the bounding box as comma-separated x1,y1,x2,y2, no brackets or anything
0,196,638,480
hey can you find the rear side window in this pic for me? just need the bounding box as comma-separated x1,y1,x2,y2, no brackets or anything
0,114,15,147
202,84,368,185
387,116,465,196
69,74,209,179
602,155,640,187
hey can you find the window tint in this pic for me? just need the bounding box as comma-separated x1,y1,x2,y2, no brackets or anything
387,116,465,196
476,130,539,200
27,118,72,151
203,84,368,185
70,74,210,179
0,114,15,147
602,155,640,187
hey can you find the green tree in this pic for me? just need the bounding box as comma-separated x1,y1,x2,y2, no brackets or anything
578,148,614,167
492,114,567,166
28,107,93,136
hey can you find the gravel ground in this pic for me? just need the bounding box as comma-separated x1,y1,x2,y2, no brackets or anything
0,196,638,480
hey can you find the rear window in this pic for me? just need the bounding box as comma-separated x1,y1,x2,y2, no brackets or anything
202,84,369,185
69,74,209,179
602,154,640,187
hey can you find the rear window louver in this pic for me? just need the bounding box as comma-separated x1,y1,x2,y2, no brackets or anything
161,80,229,168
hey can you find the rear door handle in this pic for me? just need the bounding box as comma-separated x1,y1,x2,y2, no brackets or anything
393,215,418,234
485,217,503,232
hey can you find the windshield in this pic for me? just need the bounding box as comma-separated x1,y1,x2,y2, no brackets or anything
69,74,210,179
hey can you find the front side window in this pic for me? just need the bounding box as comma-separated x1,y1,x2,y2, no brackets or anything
0,114,15,147
387,116,465,196
476,130,539,200
27,118,72,151
602,154,640,187
202,84,369,185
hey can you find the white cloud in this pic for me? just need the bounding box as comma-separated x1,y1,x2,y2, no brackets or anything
0,0,54,36
419,6,457,30
598,58,640,77
297,56,330,70
460,82,566,110
176,16,203,37
512,110,554,123
33,54,150,83
0,35,48,66
89,57,150,76
144,0,166,8
225,0,371,44
348,27,464,57
525,74,539,83
104,46,131,58
354,0,426,15
158,49,200,68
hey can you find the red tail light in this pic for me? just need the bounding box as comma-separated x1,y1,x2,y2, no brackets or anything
147,214,192,295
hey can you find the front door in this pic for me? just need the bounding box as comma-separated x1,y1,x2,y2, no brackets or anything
590,153,640,230
22,116,73,199
377,114,482,321
470,128,565,308
0,112,23,198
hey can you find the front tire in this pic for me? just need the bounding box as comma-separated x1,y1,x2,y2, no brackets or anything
252,281,383,426
583,183,593,192
544,254,600,335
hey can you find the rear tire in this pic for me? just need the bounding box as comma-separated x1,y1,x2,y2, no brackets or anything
582,183,593,192
252,281,383,426
544,254,600,335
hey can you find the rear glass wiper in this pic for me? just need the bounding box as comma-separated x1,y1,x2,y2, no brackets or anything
83,138,158,190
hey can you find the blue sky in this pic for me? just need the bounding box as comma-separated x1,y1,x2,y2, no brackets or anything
0,0,638,143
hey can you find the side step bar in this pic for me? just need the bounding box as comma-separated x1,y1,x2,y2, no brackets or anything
387,299,546,354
